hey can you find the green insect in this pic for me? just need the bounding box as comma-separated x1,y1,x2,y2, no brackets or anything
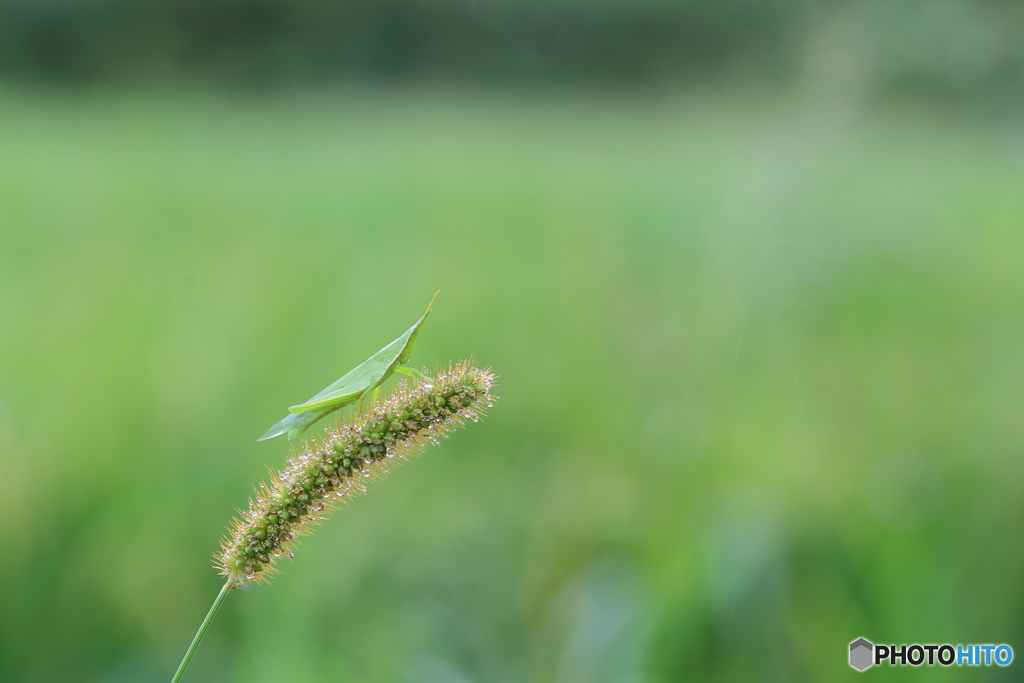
258,292,438,441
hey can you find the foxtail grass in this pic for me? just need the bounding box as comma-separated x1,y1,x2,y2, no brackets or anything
170,361,496,682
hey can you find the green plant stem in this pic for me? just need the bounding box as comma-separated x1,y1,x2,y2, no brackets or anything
170,579,234,683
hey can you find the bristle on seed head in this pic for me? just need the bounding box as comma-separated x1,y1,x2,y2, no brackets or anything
216,361,496,585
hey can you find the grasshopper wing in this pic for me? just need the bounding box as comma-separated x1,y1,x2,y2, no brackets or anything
257,406,340,441
287,291,436,414
258,292,437,440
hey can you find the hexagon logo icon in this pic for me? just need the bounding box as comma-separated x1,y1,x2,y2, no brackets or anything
849,638,874,671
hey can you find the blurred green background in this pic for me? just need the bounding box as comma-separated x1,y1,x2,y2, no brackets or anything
2,2,1024,682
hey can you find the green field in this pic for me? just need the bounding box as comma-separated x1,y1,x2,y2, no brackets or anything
1,86,1023,682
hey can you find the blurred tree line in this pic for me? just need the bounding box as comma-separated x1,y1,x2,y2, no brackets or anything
0,0,1022,97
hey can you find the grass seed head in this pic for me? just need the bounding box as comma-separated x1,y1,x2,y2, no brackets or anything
216,360,496,585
